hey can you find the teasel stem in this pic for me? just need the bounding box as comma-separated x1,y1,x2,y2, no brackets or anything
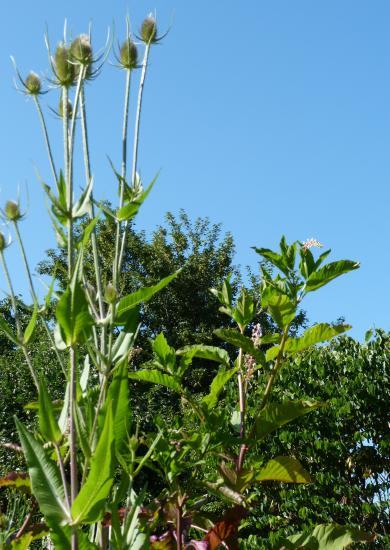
0,250,39,389
64,71,85,550
54,442,71,511
113,67,132,287
12,220,66,376
118,42,151,273
33,95,58,189
79,84,106,361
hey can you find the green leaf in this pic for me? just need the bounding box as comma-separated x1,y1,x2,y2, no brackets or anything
153,333,176,371
55,281,94,346
10,524,49,549
306,260,360,291
202,367,238,411
256,456,311,483
0,315,19,345
38,378,61,444
117,173,158,221
78,213,100,248
176,344,230,368
0,472,31,494
283,323,351,354
116,271,180,325
23,304,38,345
254,400,323,440
128,369,182,393
261,287,296,329
204,480,245,505
99,360,130,456
72,402,115,524
15,418,69,524
214,329,266,365
233,289,255,327
253,247,289,276
278,523,374,549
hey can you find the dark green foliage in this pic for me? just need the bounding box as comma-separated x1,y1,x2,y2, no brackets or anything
241,331,389,548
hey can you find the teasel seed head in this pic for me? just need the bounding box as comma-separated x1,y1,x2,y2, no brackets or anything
104,283,117,304
54,44,75,87
70,34,93,65
25,72,42,95
140,16,157,44
120,39,138,69
0,232,6,252
58,95,73,118
5,201,22,222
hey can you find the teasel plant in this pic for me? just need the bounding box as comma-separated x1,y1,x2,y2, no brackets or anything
0,14,378,550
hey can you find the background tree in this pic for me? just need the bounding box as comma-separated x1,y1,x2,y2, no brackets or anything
240,331,389,548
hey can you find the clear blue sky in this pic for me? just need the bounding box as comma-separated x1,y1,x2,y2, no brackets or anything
1,1,389,339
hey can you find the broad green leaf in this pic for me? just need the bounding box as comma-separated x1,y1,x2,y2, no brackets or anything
99,360,130,455
214,328,266,365
55,282,94,346
128,369,182,393
233,289,255,327
202,367,237,411
51,526,100,549
23,304,38,345
0,471,31,494
117,174,158,221
11,534,33,549
278,523,374,549
0,315,19,345
283,323,351,354
153,332,176,370
254,400,323,440
262,287,296,329
256,456,311,483
15,418,69,524
78,213,100,248
116,271,180,325
176,344,230,368
306,260,360,291
72,403,115,524
253,247,289,276
38,378,61,444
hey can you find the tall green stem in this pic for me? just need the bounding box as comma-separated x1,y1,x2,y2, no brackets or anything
118,43,151,273
13,221,66,375
113,68,132,287
33,96,58,188
0,252,39,389
79,85,106,362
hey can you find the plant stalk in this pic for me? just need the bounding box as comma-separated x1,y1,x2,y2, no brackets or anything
118,42,151,273
33,95,58,188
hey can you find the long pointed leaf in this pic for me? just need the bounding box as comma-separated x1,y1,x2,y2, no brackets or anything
15,418,69,523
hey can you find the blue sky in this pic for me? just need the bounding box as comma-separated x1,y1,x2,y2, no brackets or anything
1,1,389,339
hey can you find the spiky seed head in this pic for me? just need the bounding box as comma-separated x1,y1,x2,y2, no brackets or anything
54,44,75,87
70,35,93,65
5,201,22,222
58,96,73,118
0,232,6,252
120,39,138,69
25,72,41,95
104,283,117,304
140,16,157,43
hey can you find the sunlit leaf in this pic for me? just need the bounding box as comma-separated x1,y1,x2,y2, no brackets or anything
254,400,323,440
128,370,182,393
306,260,360,291
256,456,311,483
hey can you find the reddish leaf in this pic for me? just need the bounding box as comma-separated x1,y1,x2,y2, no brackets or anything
0,472,31,494
204,507,247,550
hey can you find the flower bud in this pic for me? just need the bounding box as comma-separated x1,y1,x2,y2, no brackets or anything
0,232,6,252
140,16,157,43
58,96,73,118
120,39,138,69
4,201,22,222
104,283,117,304
54,44,75,87
25,72,41,95
70,35,93,65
